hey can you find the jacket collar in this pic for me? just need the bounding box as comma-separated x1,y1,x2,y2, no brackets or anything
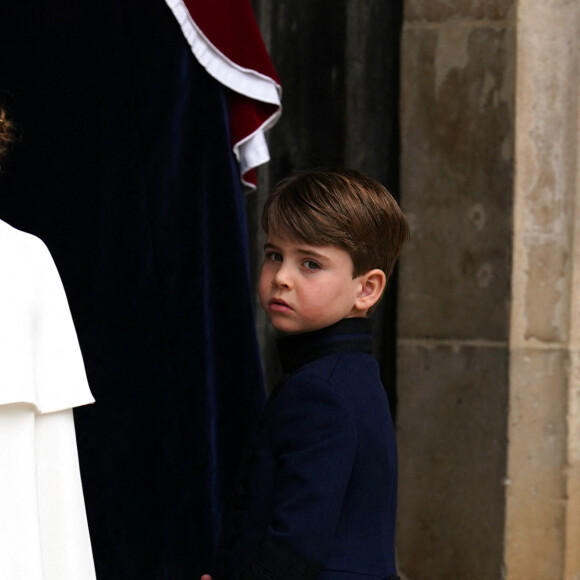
277,318,373,375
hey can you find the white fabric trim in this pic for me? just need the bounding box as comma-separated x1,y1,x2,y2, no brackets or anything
164,0,282,186
235,106,282,184
164,0,281,105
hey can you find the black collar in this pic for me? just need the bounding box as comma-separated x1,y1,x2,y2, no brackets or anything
277,318,373,374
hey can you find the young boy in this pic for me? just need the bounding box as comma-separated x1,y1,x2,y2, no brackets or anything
209,168,409,580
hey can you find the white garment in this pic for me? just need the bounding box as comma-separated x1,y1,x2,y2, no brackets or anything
0,219,96,579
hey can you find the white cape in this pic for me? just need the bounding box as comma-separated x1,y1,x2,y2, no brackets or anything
0,219,96,579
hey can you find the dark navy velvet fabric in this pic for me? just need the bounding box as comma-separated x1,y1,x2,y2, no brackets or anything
0,1,265,578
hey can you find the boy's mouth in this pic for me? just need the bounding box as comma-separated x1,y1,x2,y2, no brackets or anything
269,298,293,312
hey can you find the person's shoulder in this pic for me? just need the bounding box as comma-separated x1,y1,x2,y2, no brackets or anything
0,219,54,273
283,350,375,390
316,349,378,383
269,366,357,439
278,358,353,411
0,219,46,249
284,356,340,389
298,352,385,412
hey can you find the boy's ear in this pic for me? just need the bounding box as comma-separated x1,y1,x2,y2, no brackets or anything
354,269,387,314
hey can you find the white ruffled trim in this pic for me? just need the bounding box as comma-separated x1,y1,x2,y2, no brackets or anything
164,0,282,187
235,106,282,186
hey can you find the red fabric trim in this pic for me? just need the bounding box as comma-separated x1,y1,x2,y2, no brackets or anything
227,91,279,149
181,0,279,84
180,0,281,188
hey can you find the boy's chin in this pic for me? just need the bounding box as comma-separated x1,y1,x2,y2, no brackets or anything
267,315,339,335
267,316,307,335
269,322,304,335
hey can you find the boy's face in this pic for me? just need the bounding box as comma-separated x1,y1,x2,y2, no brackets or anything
259,232,365,334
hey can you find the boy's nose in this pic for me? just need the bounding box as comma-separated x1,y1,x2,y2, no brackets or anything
272,265,292,288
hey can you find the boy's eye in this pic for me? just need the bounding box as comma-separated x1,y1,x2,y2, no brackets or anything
303,260,320,270
266,251,283,262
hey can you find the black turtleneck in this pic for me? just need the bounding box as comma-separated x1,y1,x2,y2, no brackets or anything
276,318,373,376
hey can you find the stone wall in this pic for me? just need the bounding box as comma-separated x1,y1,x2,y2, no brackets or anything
397,1,514,578
398,0,580,578
505,0,580,577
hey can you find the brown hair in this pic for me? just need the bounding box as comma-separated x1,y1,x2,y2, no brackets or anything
262,167,410,280
0,106,14,163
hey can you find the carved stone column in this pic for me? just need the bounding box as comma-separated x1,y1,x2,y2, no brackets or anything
505,0,580,577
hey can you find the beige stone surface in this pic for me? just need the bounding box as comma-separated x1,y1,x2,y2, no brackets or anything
396,342,508,580
505,0,580,578
399,0,580,576
398,5,515,579
522,241,570,343
566,350,580,578
399,22,513,341
565,424,580,579
510,0,578,348
505,348,568,579
404,0,513,22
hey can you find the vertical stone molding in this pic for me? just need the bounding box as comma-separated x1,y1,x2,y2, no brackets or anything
506,0,580,578
397,1,514,578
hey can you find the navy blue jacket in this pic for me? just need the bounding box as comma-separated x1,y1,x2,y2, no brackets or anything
214,318,399,580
